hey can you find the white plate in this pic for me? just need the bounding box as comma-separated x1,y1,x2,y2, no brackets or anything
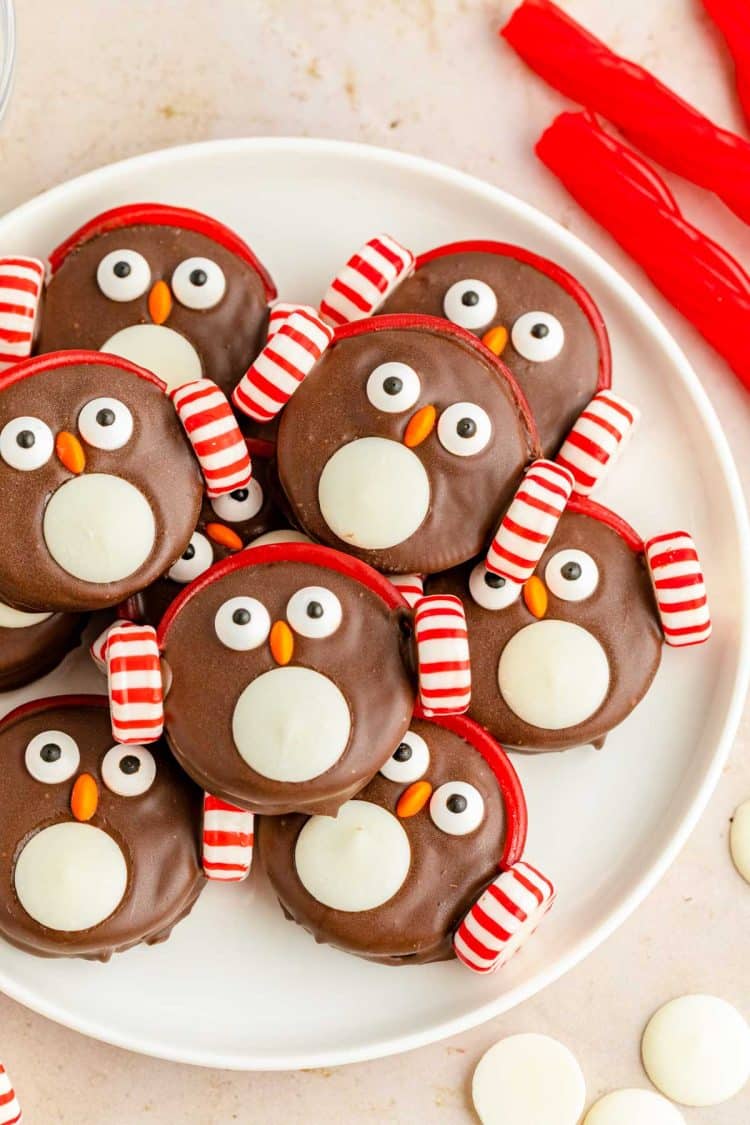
0,138,747,1071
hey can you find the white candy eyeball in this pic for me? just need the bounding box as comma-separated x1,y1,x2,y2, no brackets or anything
215,596,271,651
210,480,264,523
102,744,156,797
168,532,215,584
429,781,484,836
511,311,565,362
96,249,151,302
366,362,421,414
172,257,226,310
443,279,498,330
437,402,492,457
545,549,599,602
25,730,80,784
78,397,134,451
380,730,430,783
469,561,522,610
0,416,54,471
286,586,342,639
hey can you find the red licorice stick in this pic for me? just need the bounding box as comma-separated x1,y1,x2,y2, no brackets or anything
703,0,750,127
536,111,750,389
501,0,750,226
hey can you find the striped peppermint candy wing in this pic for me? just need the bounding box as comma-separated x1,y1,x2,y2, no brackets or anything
556,390,640,496
202,794,255,882
454,861,555,974
0,1062,21,1125
232,308,333,423
387,573,424,609
319,234,415,327
171,379,252,498
645,531,711,646
267,302,319,339
104,621,164,744
413,594,471,716
90,624,112,673
0,256,44,372
486,460,574,582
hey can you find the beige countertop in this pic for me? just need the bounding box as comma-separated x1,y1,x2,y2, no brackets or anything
1,1,750,1121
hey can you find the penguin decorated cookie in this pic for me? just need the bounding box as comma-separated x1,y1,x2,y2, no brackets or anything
429,492,711,752
258,711,554,970
0,696,204,960
94,543,472,819
0,350,251,613
318,236,615,458
0,203,277,399
0,602,84,692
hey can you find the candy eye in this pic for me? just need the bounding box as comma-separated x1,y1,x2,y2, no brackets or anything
25,730,80,784
366,362,421,414
544,549,599,602
102,745,156,797
0,416,54,471
78,397,134,451
210,480,264,523
96,249,151,302
168,532,215,584
443,279,498,330
171,257,226,310
380,730,430,783
511,311,565,362
286,586,342,639
469,561,522,610
215,596,271,651
437,402,492,457
429,782,484,836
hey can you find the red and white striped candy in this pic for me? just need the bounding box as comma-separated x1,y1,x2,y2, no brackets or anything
319,234,415,327
0,1061,21,1125
90,624,112,673
172,379,252,498
202,794,254,882
556,391,640,496
413,594,471,716
388,573,424,609
232,308,333,423
0,256,44,372
645,531,712,646
267,302,318,339
485,460,574,582
104,621,164,744
454,861,555,974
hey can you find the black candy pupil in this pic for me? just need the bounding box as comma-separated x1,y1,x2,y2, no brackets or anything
306,601,324,619
447,793,467,814
190,269,208,287
120,755,140,775
113,261,131,278
461,290,480,307
457,417,477,438
183,544,196,561
40,743,61,763
233,608,251,625
383,376,403,396
484,572,506,589
16,430,35,449
561,561,582,581
531,322,549,339
231,488,249,502
393,743,412,763
96,408,116,427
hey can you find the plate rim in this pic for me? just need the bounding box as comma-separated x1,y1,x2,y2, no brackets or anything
0,135,748,1071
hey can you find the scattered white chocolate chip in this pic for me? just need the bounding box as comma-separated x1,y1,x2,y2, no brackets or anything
641,994,750,1107
472,1033,585,1125
583,1088,685,1125
730,800,750,884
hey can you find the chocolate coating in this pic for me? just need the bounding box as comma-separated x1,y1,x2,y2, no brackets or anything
0,611,84,691
161,554,415,816
429,509,663,751
258,718,507,964
0,357,203,613
0,697,204,960
38,225,270,397
380,250,604,456
276,322,538,574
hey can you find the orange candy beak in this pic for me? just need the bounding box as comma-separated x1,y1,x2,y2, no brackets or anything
270,620,294,666
205,523,244,552
71,773,99,822
404,404,437,448
148,280,172,325
523,575,548,619
396,780,433,818
55,431,86,475
481,325,509,356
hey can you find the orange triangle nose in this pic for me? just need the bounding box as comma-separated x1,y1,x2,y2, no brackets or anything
148,280,172,325
56,431,86,475
71,773,99,822
270,620,294,666
404,405,436,448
